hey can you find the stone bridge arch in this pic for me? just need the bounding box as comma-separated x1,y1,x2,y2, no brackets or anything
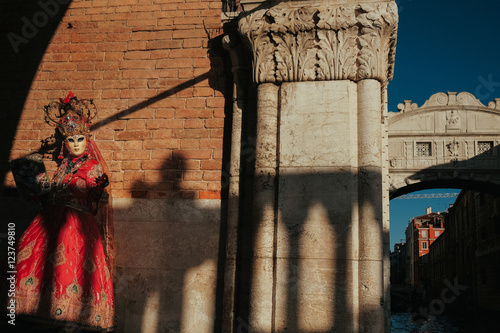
388,91,500,198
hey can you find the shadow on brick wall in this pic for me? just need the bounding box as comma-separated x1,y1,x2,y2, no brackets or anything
111,153,227,331
0,5,235,331
90,33,229,133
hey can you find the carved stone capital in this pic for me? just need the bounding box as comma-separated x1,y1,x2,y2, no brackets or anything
238,1,398,84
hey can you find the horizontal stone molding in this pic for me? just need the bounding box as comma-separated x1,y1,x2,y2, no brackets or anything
238,1,398,84
113,198,221,223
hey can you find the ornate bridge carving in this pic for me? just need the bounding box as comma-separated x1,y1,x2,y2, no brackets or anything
388,91,500,197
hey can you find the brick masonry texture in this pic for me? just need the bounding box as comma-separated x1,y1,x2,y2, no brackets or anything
1,0,228,199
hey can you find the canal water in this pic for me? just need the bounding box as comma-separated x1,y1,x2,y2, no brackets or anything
391,312,497,333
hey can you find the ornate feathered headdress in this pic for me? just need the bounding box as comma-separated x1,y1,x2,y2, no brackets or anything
44,91,97,137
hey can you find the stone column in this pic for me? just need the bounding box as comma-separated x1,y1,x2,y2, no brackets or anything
250,83,280,331
221,33,252,332
234,1,398,332
357,79,384,332
382,87,392,330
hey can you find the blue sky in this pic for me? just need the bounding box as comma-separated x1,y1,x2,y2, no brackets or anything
387,0,500,112
387,0,500,249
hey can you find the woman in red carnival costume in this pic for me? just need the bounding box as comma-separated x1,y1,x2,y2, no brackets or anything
11,92,116,331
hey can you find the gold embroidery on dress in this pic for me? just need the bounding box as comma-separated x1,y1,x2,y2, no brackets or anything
17,240,35,263
18,274,40,295
103,263,111,281
66,281,83,299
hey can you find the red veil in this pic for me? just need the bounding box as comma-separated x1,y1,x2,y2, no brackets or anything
87,137,116,277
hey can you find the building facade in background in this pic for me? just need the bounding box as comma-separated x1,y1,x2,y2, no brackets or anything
441,190,500,313
405,207,445,288
428,229,446,297
390,242,406,285
401,191,500,314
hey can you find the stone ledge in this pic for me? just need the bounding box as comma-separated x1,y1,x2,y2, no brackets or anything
113,198,221,223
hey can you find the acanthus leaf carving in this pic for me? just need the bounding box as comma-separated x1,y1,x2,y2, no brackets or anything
357,29,380,80
238,10,276,83
317,5,356,30
274,32,295,82
357,2,399,81
315,30,334,81
316,25,358,81
270,6,316,34
255,36,276,83
338,27,359,80
297,31,317,82
237,1,399,84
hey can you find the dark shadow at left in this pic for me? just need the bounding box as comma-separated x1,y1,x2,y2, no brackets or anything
0,1,72,331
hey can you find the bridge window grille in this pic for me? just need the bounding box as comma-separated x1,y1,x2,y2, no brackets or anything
478,141,493,156
415,142,432,157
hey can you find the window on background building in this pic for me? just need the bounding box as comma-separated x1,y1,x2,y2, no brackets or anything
421,230,427,238
435,230,440,237
478,141,494,156
422,242,428,250
416,142,432,156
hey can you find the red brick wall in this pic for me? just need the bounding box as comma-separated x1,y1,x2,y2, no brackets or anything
2,0,228,199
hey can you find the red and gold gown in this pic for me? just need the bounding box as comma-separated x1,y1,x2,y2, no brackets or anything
14,152,115,331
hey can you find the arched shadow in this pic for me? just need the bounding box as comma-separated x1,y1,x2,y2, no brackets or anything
0,0,72,194
0,3,73,326
229,168,386,332
277,171,362,332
